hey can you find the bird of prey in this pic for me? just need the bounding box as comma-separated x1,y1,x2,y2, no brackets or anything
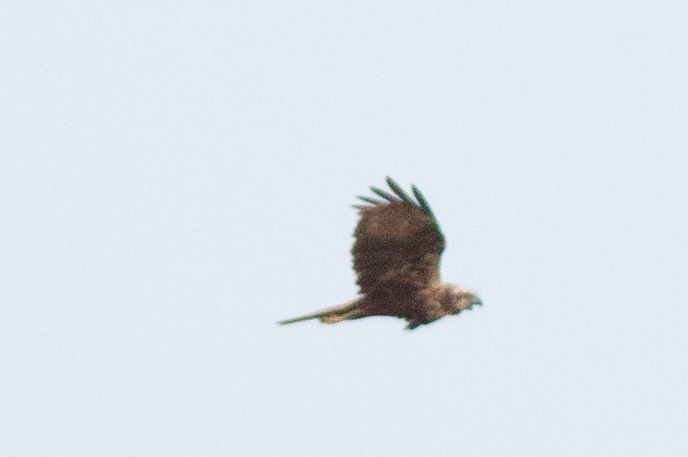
279,177,481,330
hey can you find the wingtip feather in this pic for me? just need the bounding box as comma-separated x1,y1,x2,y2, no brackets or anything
411,185,435,218
357,195,383,205
385,177,415,205
370,186,399,203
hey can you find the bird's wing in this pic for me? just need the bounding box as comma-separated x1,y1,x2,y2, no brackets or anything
351,177,445,295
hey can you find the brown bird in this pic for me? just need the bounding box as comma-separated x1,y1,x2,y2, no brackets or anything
279,177,481,330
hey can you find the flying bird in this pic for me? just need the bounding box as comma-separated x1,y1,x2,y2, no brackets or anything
279,177,481,330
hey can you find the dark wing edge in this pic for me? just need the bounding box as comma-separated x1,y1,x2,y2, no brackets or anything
352,177,438,220
369,186,400,203
387,177,439,223
410,184,438,222
353,176,441,225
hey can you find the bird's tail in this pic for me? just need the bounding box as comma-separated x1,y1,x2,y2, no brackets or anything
278,300,364,325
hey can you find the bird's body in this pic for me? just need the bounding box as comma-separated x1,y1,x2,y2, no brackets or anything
279,177,481,330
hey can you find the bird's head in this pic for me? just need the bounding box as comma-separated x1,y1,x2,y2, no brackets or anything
448,286,482,313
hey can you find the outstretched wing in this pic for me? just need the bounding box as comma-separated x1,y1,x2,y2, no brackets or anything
351,177,445,294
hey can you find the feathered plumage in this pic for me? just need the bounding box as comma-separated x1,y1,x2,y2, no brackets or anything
279,177,481,330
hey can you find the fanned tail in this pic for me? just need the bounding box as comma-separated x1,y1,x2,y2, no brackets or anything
278,301,363,325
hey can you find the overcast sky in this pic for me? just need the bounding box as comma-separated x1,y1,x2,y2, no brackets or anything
2,2,687,456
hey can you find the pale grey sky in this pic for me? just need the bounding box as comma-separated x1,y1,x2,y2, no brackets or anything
2,2,687,456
